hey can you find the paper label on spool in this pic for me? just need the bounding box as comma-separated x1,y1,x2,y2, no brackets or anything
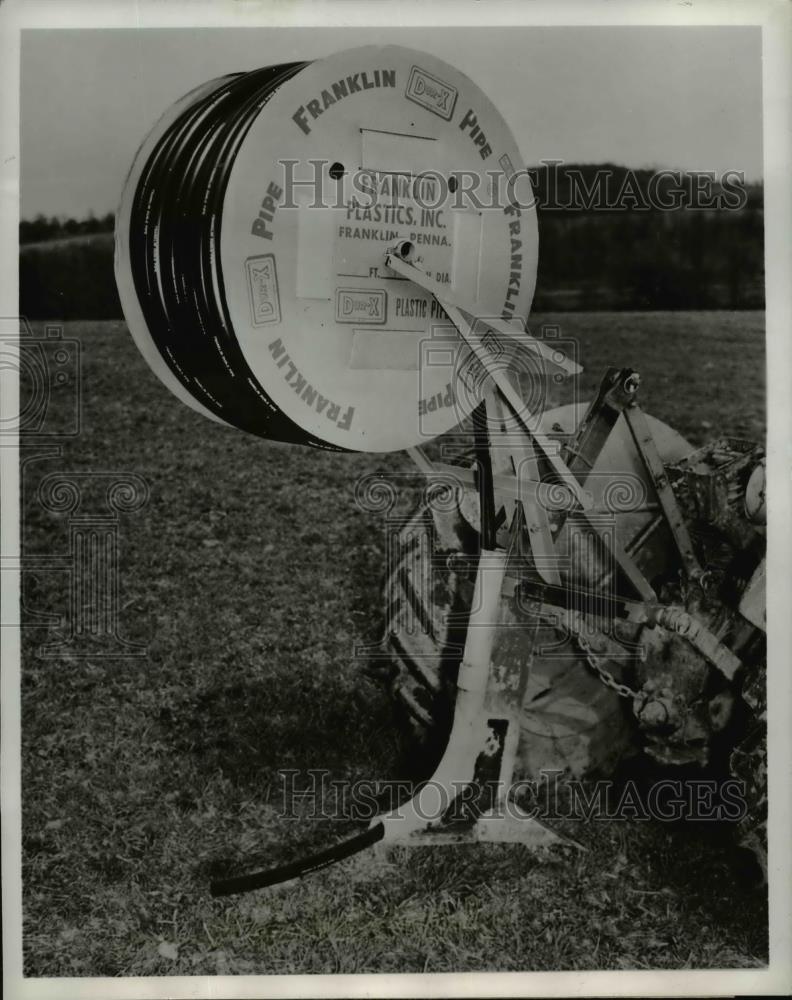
221,45,538,452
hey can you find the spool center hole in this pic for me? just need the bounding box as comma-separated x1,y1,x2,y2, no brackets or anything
329,162,345,179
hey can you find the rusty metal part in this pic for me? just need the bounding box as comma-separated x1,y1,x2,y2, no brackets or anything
629,604,743,769
506,574,747,770
649,605,742,682
622,400,703,581
561,366,639,474
556,609,640,700
518,574,742,685
669,437,764,548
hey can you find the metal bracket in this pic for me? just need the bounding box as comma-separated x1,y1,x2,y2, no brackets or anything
373,531,573,850
386,247,657,603
621,397,703,581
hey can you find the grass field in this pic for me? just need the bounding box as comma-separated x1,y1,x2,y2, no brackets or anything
20,312,767,976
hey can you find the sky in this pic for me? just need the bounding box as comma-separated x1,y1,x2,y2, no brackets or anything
20,25,763,220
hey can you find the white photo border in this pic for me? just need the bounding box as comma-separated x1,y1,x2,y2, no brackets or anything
1,1,790,997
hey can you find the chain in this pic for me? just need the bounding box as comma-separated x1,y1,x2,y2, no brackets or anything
529,598,640,700
561,610,640,700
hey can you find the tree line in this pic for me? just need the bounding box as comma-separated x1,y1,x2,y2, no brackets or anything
20,212,116,245
19,165,764,316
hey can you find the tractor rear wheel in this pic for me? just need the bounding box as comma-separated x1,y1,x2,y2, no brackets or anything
371,402,694,782
375,501,640,781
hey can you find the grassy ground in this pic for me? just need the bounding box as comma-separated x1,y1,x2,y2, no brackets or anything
20,312,766,975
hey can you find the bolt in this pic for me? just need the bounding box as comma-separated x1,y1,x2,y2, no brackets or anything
395,239,415,261
640,701,669,727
